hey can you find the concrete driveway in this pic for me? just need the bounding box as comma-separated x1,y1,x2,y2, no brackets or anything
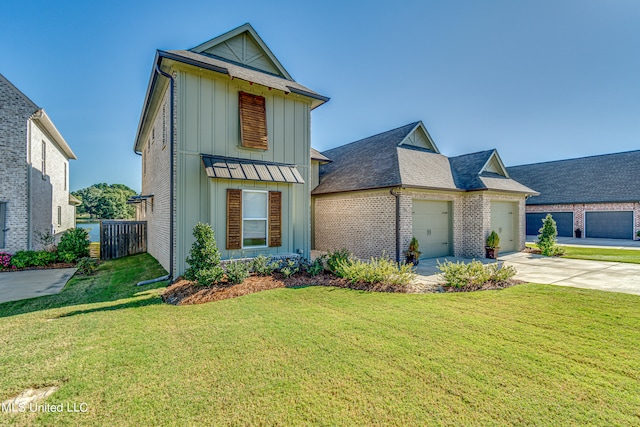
415,252,640,296
0,268,76,304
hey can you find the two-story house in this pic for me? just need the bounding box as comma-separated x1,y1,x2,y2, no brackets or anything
133,23,328,278
0,73,78,253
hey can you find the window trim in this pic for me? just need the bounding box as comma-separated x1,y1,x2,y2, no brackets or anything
0,201,6,249
241,189,268,249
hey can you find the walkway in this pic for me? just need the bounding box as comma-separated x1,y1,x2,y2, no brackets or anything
0,268,76,304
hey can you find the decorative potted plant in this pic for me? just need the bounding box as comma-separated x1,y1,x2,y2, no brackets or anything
575,228,582,238
636,230,640,241
485,230,500,259
405,237,422,266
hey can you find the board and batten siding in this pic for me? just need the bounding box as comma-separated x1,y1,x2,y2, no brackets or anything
174,67,312,275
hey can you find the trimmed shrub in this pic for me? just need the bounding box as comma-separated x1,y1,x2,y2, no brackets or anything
337,257,416,290
280,259,300,278
250,255,274,276
486,230,500,248
438,260,517,288
225,260,249,285
185,222,224,286
76,257,99,275
537,214,560,256
58,228,90,262
0,252,13,270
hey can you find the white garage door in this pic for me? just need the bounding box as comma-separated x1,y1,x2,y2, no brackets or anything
491,202,517,252
412,200,452,259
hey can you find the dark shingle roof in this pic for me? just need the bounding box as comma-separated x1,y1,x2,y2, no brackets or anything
508,150,640,205
313,123,537,195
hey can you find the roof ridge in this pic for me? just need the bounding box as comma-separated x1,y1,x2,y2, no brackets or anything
449,149,495,160
322,122,419,155
509,149,640,168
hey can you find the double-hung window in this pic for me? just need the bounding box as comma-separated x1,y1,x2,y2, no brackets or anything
226,189,281,250
242,190,268,248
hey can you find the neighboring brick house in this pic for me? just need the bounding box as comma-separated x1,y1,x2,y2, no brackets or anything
508,151,640,239
312,122,538,261
0,73,78,253
132,23,328,278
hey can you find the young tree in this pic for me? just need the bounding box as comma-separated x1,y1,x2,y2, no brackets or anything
536,214,559,256
185,222,224,286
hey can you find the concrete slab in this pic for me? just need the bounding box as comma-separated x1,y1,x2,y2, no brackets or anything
0,268,76,304
414,251,640,296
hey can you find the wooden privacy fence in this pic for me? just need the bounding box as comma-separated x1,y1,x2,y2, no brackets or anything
100,221,147,260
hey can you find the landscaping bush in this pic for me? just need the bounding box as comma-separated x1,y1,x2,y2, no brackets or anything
307,258,324,277
10,250,57,269
280,259,300,278
76,257,99,275
437,260,517,289
0,252,14,270
57,228,90,262
250,255,274,276
337,257,416,290
185,222,224,286
537,214,560,256
326,249,352,277
225,260,249,285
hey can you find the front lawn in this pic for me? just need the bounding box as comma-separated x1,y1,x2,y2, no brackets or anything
0,254,639,425
527,243,640,264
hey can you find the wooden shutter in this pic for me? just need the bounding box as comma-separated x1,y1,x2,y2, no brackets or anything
268,191,281,247
226,189,242,249
239,91,268,150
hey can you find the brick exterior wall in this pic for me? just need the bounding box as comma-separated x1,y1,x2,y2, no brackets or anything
313,188,527,261
313,190,397,260
0,77,33,252
526,202,640,238
138,83,174,275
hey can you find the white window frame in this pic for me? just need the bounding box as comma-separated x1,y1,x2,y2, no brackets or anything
241,189,268,249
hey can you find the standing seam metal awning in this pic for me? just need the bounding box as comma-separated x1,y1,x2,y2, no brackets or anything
201,155,305,184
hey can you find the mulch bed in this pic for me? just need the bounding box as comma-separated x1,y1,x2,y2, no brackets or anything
162,272,410,306
0,262,76,273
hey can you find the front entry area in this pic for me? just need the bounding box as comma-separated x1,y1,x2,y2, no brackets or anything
412,200,452,259
491,201,518,252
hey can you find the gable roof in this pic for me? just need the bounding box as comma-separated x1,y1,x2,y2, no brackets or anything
190,23,292,80
0,73,39,112
134,24,329,153
311,148,331,163
313,123,537,195
508,150,640,205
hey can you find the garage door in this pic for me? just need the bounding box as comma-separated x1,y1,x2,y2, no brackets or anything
526,212,573,237
412,200,451,259
585,211,633,239
491,202,517,252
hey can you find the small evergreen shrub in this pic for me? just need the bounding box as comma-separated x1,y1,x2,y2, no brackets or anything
536,214,560,256
76,257,99,275
326,249,352,277
337,257,416,288
486,230,500,248
58,228,90,262
225,260,249,285
438,260,517,288
250,255,274,276
185,222,224,286
0,252,13,270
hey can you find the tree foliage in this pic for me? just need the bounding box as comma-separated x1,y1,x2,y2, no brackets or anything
72,183,137,219
536,214,563,256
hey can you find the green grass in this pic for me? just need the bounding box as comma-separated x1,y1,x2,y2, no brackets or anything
527,243,640,264
1,254,639,426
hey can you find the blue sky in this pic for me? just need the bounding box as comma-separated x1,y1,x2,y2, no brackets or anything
2,0,639,192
